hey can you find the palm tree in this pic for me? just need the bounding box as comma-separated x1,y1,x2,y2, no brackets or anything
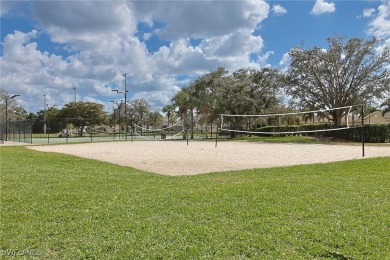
162,104,176,127
171,88,190,139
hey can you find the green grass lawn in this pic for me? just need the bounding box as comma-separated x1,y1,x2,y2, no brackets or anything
1,146,389,258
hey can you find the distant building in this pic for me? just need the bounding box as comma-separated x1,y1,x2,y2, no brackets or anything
364,110,390,125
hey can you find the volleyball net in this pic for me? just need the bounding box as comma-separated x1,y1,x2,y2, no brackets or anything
219,105,364,136
132,120,187,141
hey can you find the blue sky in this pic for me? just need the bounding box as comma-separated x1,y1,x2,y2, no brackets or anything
1,0,389,113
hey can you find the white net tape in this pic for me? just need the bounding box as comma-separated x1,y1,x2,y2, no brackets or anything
133,120,182,132
132,120,186,141
133,128,186,141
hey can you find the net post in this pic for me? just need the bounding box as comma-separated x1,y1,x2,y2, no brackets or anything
215,117,220,148
361,104,365,157
186,126,189,146
132,124,134,143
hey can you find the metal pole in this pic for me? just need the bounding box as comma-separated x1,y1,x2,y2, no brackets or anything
5,98,8,141
361,104,365,157
118,102,122,139
186,126,189,146
73,87,77,103
123,73,127,141
215,119,219,148
43,94,47,134
112,107,116,140
132,124,134,142
30,120,33,144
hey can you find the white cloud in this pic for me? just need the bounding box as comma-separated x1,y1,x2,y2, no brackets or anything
367,0,390,40
0,30,115,111
272,4,287,16
31,1,137,50
132,85,181,111
310,0,336,16
256,51,274,67
1,0,272,112
143,33,152,41
363,8,376,18
278,52,291,73
132,0,269,41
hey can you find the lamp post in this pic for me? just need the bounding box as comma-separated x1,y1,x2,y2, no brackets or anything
43,94,47,134
123,73,127,140
5,94,20,141
73,87,77,103
112,73,128,140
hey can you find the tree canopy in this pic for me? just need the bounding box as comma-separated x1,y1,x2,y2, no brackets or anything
381,97,390,116
169,67,282,137
58,102,107,136
284,36,390,126
0,88,26,120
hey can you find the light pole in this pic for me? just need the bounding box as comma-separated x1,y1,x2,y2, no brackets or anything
5,94,20,141
43,94,47,134
73,87,77,103
112,73,128,140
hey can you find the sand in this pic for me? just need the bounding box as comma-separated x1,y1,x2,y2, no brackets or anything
27,141,390,176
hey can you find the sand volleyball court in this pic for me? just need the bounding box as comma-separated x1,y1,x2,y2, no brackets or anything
28,141,390,175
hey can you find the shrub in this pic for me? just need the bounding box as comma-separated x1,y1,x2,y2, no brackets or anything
255,124,390,143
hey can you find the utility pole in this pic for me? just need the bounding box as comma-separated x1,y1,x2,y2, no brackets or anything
73,87,77,103
43,94,47,134
112,73,128,140
123,73,127,140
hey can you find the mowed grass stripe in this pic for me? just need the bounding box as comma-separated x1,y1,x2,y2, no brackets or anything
1,146,389,258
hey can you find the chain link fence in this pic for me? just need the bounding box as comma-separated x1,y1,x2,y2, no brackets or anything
1,117,209,145
1,118,128,145
1,119,33,143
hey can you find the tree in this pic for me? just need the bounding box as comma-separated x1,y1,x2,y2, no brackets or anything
45,106,63,133
128,99,151,130
0,88,26,120
171,88,191,139
380,97,390,116
168,67,282,138
284,36,390,126
162,104,176,127
192,67,228,137
58,102,107,136
147,111,163,129
215,68,282,136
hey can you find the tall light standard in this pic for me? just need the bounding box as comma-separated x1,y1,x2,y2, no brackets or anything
73,87,77,103
43,94,47,134
5,94,20,141
112,73,128,140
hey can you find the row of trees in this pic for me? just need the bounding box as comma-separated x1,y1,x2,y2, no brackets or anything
24,100,162,136
166,36,389,137
1,36,389,138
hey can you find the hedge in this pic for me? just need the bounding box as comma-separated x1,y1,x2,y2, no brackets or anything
255,124,390,143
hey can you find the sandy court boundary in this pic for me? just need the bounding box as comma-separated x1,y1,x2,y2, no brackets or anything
27,141,390,176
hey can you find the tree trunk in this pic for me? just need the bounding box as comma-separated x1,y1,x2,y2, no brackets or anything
331,110,342,127
79,126,85,137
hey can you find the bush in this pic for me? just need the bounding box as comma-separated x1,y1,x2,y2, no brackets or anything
255,124,390,143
